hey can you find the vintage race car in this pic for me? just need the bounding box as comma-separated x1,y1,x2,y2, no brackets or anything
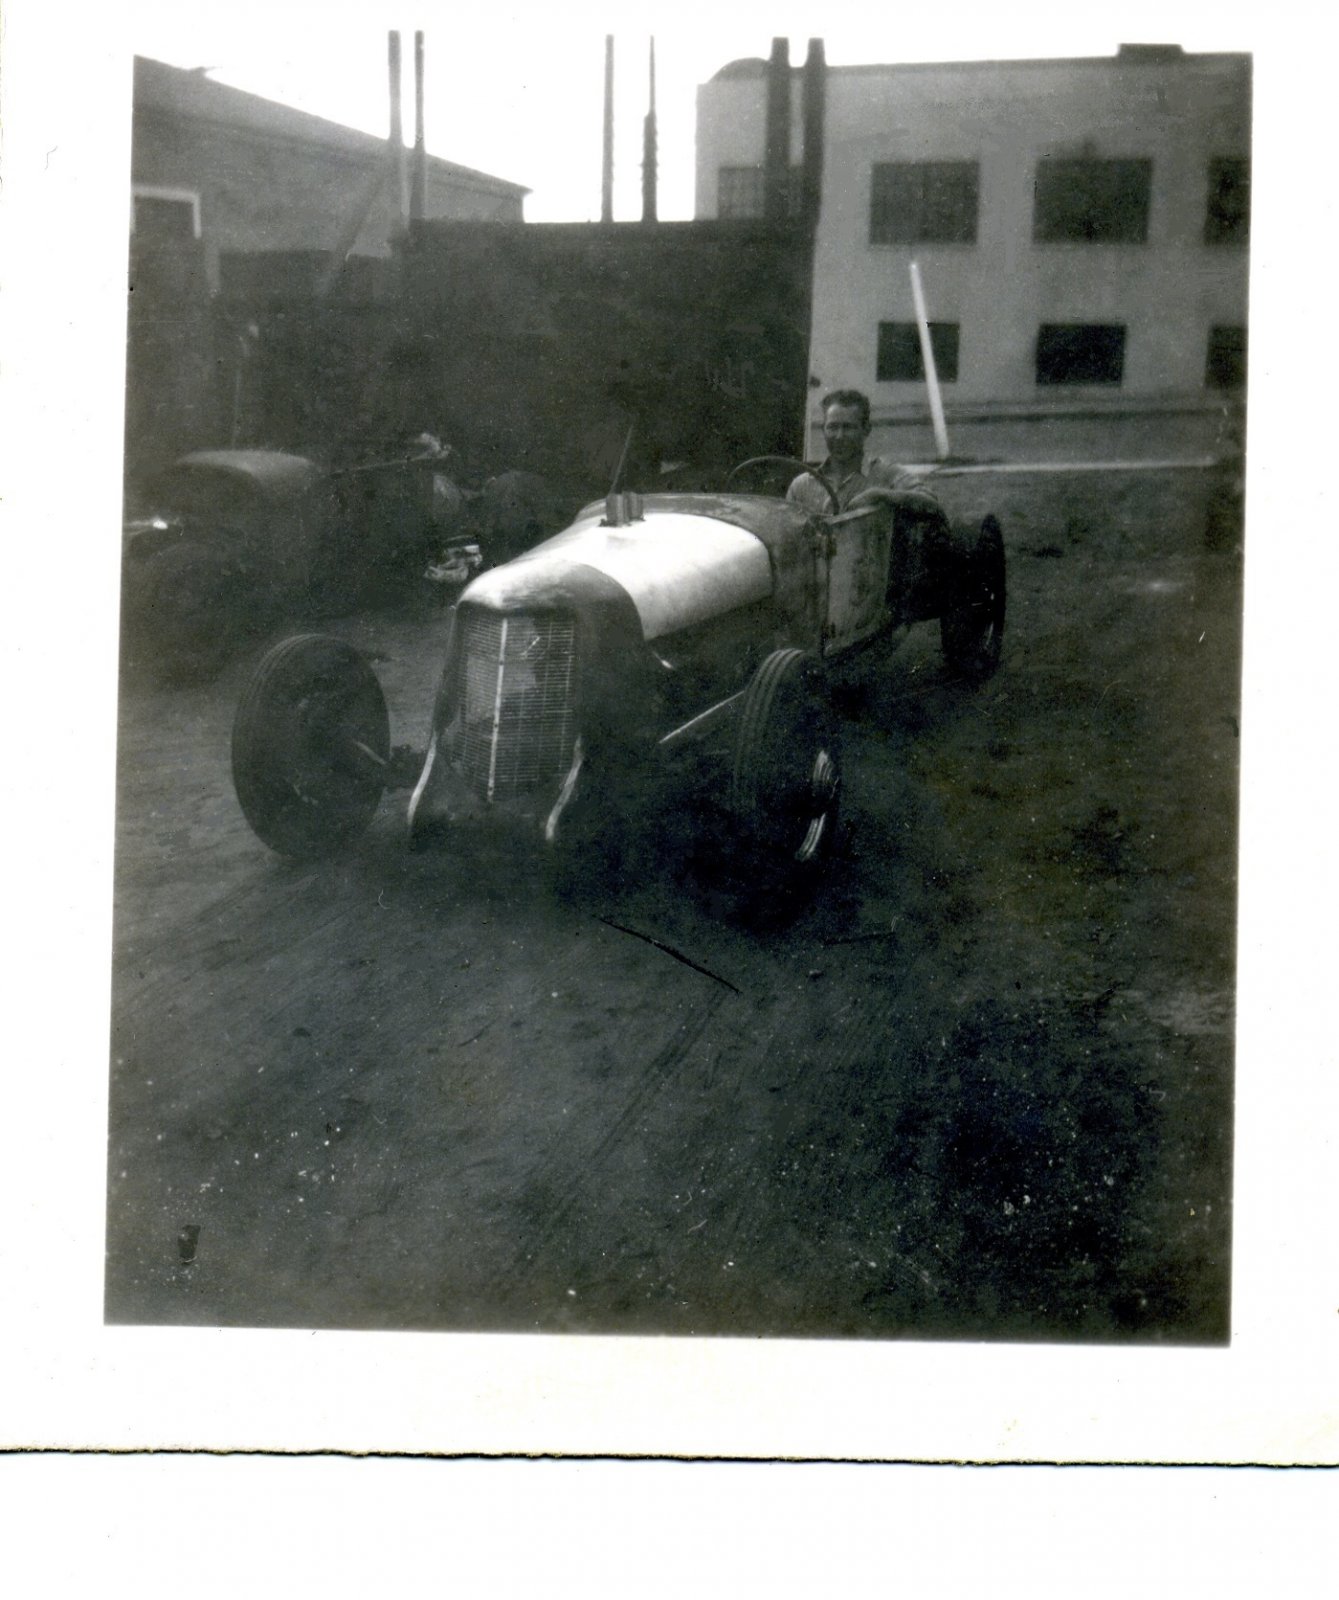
229,460,1005,892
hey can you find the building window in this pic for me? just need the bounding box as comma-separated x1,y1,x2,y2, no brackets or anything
131,185,202,243
1205,325,1247,389
1204,158,1250,245
877,321,960,382
1033,158,1151,243
1035,324,1126,385
870,162,978,244
717,165,803,219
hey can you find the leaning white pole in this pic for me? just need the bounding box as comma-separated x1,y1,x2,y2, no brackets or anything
909,260,950,460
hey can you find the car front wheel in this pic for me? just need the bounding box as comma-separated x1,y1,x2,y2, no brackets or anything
232,634,390,858
729,648,842,881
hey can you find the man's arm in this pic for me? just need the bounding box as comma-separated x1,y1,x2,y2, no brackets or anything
786,471,831,510
846,483,941,515
848,459,940,514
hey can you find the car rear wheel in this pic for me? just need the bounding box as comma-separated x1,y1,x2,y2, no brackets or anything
941,515,1006,680
232,634,390,858
729,648,841,880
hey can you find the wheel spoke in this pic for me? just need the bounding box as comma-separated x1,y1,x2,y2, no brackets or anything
793,747,839,862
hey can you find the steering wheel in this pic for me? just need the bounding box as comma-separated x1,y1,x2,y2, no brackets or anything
727,455,841,515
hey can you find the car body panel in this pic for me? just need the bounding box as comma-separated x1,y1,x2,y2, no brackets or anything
127,449,332,594
167,449,325,498
821,505,896,653
463,503,774,643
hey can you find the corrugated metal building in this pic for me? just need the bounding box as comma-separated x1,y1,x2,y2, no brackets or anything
125,56,528,478
131,55,528,292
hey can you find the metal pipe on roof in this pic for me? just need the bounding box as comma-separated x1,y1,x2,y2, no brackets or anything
764,36,791,222
801,37,826,231
388,30,407,232
641,37,658,223
412,31,427,223
602,35,614,223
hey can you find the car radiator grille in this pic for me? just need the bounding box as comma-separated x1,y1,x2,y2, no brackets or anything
457,610,579,800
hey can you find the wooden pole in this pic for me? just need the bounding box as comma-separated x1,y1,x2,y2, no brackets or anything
315,152,392,296
909,260,950,459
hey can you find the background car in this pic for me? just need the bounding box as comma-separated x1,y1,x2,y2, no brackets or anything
119,440,580,683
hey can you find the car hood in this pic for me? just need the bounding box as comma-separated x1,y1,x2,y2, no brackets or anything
460,497,782,641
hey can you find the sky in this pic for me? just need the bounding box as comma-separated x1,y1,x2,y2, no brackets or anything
119,0,1259,222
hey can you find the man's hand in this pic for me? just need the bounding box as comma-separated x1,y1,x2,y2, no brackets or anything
848,485,940,514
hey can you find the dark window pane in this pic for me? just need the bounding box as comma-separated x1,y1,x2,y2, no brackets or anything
870,164,917,241
877,321,960,382
1035,323,1126,385
1033,158,1151,243
921,165,978,241
870,161,978,244
1205,325,1247,389
1205,158,1250,244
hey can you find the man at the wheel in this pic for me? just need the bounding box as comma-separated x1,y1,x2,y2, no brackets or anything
786,388,940,516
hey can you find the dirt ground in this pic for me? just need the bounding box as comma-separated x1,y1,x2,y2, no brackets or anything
105,466,1240,1345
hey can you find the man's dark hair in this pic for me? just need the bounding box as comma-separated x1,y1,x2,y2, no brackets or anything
821,388,871,427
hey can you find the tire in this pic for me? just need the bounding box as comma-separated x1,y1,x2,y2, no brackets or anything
137,541,241,683
729,648,842,879
231,634,390,859
941,514,1006,680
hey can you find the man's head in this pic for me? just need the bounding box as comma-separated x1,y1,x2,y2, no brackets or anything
820,388,871,471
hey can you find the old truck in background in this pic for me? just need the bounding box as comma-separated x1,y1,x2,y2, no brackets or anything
120,441,579,682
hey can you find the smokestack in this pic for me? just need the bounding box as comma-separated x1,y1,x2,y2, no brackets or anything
800,38,826,230
388,31,407,232
411,31,427,223
641,37,658,223
764,36,791,222
602,35,614,223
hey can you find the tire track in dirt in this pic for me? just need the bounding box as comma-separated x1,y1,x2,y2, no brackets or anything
676,945,939,1329
495,984,731,1293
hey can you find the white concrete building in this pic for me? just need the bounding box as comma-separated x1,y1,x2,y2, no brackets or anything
696,45,1250,461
